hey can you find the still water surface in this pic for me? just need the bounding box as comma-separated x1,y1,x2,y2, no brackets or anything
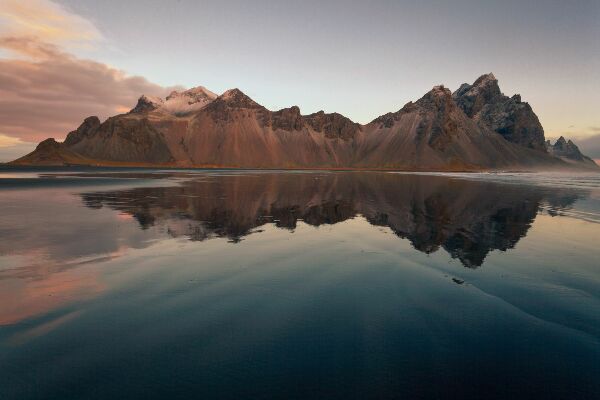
0,168,599,399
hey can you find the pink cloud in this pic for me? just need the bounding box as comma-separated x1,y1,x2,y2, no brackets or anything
0,36,181,144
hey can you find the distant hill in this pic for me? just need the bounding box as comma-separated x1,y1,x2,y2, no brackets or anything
11,138,96,166
546,136,598,168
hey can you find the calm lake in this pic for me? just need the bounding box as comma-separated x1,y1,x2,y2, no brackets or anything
1,168,599,399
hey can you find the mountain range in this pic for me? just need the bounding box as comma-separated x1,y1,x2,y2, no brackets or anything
10,73,598,171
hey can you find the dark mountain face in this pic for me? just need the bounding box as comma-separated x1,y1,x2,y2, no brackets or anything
129,95,163,114
453,73,547,151
78,172,585,268
66,116,174,164
453,74,503,118
268,106,304,131
358,85,561,170
63,116,101,147
10,73,597,170
413,86,466,149
303,111,362,140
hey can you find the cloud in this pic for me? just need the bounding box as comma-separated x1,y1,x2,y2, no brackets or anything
0,1,183,161
0,134,36,162
0,36,180,145
576,134,600,159
0,0,102,48
0,35,183,142
0,133,25,147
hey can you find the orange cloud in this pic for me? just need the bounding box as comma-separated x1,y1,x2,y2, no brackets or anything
0,133,24,147
0,0,102,47
0,0,182,151
0,36,181,144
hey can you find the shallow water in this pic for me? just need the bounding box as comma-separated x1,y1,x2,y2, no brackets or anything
0,168,599,399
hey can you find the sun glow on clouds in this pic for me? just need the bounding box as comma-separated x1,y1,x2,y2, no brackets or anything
0,0,180,160
0,133,36,162
0,133,25,147
115,105,133,114
0,0,102,48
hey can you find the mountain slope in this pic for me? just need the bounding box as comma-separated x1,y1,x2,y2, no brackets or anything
10,138,96,166
65,115,174,164
357,86,560,170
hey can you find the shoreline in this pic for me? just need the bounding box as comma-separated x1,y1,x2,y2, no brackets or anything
1,162,598,174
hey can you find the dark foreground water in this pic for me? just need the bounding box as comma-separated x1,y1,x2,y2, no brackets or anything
0,168,599,399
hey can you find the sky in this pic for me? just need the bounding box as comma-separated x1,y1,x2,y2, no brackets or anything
0,0,599,161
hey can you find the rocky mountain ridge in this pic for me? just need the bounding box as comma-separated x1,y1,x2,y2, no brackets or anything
546,136,597,167
10,74,598,171
452,73,546,151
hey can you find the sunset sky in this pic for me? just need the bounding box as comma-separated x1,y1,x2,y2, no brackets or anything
1,0,599,161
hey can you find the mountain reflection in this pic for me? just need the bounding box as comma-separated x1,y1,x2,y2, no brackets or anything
80,172,584,268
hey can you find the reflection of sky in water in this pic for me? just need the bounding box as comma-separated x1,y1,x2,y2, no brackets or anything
0,170,599,399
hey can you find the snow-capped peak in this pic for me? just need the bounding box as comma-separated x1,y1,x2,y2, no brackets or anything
166,86,217,102
140,95,164,106
130,85,218,116
160,86,218,115
130,95,164,113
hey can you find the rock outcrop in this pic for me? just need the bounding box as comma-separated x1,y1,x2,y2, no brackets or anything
130,95,164,114
453,73,547,151
63,116,101,147
303,111,362,140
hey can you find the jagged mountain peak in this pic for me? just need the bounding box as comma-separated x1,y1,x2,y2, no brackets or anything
273,105,302,118
547,136,596,166
453,73,499,99
415,85,457,111
473,72,497,86
63,115,101,147
555,136,567,146
268,106,304,131
130,95,164,113
453,74,502,118
431,84,451,94
428,85,452,97
130,86,218,116
215,88,262,109
452,73,546,151
161,86,217,115
221,88,245,99
303,110,361,140
166,86,217,101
